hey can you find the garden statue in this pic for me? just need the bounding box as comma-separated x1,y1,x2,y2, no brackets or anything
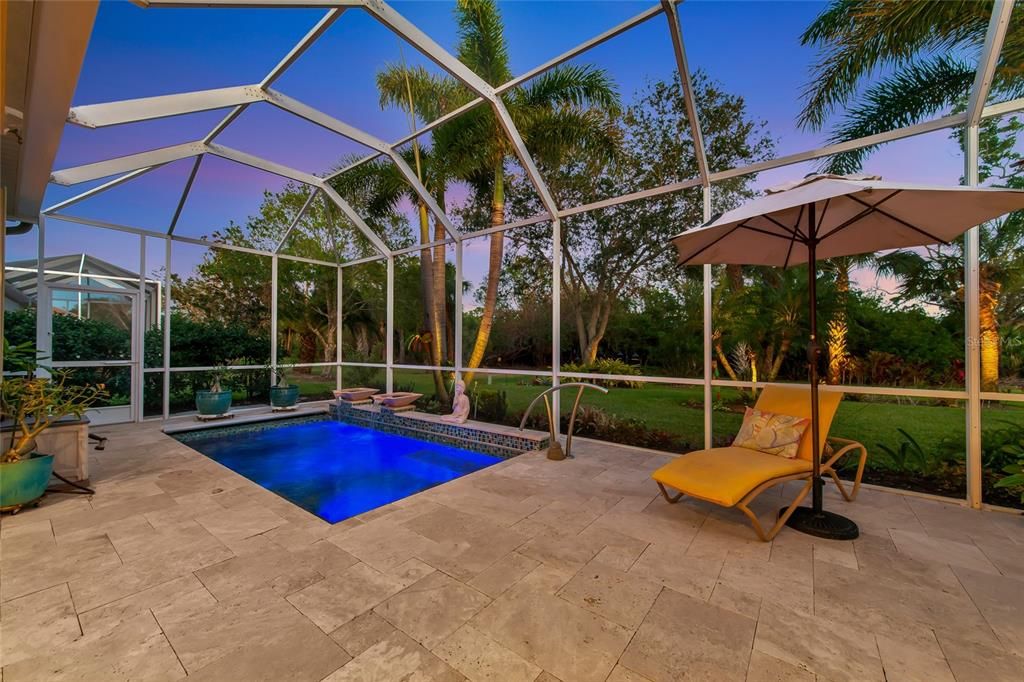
441,380,470,424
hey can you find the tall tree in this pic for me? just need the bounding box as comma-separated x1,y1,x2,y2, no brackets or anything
375,0,620,381
800,1,1024,388
333,145,452,400
823,254,875,384
874,115,1024,391
377,62,465,398
503,73,773,364
799,0,1024,173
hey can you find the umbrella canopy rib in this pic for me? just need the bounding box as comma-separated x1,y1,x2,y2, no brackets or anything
817,190,901,245
762,212,805,240
739,223,801,241
815,198,831,235
846,193,948,245
678,223,746,264
781,204,806,269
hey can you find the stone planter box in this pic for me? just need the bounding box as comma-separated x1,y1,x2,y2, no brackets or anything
0,415,90,482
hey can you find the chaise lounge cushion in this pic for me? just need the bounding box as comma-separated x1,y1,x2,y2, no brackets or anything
652,447,813,507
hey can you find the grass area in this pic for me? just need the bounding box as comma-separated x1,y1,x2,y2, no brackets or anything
252,370,1024,455
386,372,1024,454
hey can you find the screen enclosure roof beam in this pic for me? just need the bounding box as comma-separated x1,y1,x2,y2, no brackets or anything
46,141,390,256
67,85,266,128
49,141,206,185
141,0,561,218
42,166,164,214
65,85,460,242
661,0,709,186
967,0,1014,127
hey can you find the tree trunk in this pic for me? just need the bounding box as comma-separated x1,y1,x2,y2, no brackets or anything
826,262,850,385
312,326,337,379
726,265,743,291
980,276,1001,392
580,294,612,364
583,337,601,364
446,296,455,365
417,201,434,333
713,331,741,382
463,165,504,384
355,325,370,357
431,216,449,403
767,337,791,380
573,297,588,363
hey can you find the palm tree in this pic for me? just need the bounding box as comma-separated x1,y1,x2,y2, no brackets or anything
713,266,808,384
800,0,1024,174
376,0,620,381
330,150,453,402
801,3,1024,390
823,254,875,384
377,60,464,390
873,115,1024,391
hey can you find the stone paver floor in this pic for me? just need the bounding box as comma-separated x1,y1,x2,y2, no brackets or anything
1,418,1022,681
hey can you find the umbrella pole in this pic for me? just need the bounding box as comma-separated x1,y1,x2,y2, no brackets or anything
807,235,823,512
781,202,859,540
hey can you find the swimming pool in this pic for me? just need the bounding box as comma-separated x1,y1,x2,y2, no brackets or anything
176,417,502,523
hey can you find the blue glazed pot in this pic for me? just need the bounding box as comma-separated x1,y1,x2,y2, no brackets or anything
270,385,300,408
0,453,54,510
195,389,233,416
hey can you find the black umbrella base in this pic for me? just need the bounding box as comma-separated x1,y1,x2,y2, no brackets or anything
780,506,859,540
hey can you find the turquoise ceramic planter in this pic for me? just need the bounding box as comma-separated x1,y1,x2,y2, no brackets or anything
270,385,300,408
0,453,54,510
196,389,233,415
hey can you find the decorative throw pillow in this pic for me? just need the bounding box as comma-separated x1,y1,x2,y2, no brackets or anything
732,407,810,459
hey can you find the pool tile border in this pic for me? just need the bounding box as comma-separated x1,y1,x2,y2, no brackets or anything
166,405,549,460
171,414,329,443
329,400,549,459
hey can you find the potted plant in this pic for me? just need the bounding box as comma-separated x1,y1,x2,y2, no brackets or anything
195,369,232,417
269,367,299,410
1,340,107,511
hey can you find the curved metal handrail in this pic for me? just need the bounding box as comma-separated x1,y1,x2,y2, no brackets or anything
519,382,608,460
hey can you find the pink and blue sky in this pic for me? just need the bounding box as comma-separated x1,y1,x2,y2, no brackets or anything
25,0,970,296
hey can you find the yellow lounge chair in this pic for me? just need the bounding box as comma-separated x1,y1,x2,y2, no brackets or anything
652,385,864,541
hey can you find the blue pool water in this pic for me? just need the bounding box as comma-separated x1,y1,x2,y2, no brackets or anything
178,418,502,523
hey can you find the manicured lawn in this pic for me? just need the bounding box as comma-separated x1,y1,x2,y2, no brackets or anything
379,371,1024,456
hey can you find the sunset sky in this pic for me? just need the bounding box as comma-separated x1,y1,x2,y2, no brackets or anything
27,0,971,300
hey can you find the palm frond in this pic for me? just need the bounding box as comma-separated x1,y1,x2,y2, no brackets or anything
328,157,407,219
515,64,620,113
455,0,511,86
816,55,975,175
519,108,621,170
799,0,990,130
376,64,470,123
434,106,503,179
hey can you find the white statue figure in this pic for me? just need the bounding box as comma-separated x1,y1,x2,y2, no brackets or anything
441,380,470,424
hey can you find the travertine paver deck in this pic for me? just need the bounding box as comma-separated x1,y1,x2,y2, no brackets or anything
1,417,1022,681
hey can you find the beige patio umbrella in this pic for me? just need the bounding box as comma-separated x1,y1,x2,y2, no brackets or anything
670,173,1024,539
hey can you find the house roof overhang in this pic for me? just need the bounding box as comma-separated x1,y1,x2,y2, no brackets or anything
2,0,98,224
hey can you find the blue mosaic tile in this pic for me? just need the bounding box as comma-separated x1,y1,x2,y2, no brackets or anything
329,401,548,459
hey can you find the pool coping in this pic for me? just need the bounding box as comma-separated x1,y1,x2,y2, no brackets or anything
161,406,328,435
161,401,550,460
330,400,550,459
